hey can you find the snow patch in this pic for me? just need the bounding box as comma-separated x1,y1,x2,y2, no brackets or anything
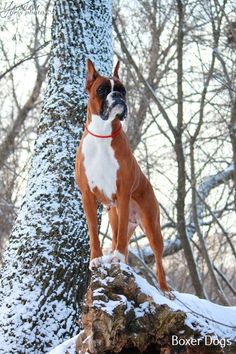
47,334,79,354
45,260,236,354
113,250,125,263
128,263,236,341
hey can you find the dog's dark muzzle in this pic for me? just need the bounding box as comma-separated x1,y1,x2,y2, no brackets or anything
101,93,127,121
111,98,127,120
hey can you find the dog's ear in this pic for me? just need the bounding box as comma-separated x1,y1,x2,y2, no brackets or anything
113,61,120,79
86,59,99,90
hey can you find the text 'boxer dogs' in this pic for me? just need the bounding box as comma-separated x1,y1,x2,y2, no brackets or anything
76,59,171,295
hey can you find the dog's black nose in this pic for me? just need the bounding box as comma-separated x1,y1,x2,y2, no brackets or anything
112,91,122,98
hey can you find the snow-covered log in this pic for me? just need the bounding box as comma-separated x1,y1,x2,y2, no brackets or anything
49,261,236,354
0,1,112,353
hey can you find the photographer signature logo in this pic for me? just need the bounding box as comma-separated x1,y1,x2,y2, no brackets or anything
0,1,48,18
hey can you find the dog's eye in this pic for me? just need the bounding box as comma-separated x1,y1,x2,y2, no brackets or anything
97,85,110,98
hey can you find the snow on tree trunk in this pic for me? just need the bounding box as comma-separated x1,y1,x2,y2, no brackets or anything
0,1,112,353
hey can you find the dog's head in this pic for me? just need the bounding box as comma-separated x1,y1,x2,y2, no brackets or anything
85,59,127,121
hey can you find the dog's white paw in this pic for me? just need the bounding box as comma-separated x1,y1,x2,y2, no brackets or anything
89,252,125,270
99,254,114,263
89,257,102,270
162,290,176,300
112,250,125,263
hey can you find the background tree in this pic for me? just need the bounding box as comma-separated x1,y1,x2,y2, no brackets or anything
109,0,236,305
0,0,51,264
0,0,112,352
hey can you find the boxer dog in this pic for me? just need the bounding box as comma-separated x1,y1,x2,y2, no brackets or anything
75,59,171,294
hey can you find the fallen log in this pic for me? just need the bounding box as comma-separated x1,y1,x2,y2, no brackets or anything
49,260,236,354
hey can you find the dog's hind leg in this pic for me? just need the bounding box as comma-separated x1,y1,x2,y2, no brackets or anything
134,185,170,293
141,215,170,292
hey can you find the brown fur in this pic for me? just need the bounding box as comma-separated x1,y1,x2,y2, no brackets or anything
75,60,170,292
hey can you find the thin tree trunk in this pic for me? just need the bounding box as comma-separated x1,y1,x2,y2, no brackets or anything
163,164,235,256
0,65,48,168
0,1,113,353
230,98,236,207
190,143,230,305
113,5,176,152
175,0,206,299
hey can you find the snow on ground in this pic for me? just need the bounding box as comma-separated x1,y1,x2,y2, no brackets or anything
48,261,236,354
48,335,80,354
132,264,236,341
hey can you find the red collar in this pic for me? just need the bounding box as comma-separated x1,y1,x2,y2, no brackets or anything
85,123,122,139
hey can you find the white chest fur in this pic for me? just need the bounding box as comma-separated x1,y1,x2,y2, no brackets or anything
82,115,119,201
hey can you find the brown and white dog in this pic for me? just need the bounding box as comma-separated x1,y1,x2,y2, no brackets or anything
75,59,170,294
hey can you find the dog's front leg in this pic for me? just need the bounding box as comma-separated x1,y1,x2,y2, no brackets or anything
114,194,130,262
82,190,102,262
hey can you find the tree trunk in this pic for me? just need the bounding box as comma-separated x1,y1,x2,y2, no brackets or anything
190,144,230,305
0,1,112,353
0,63,48,169
163,164,235,257
74,262,236,354
175,0,206,299
230,97,236,207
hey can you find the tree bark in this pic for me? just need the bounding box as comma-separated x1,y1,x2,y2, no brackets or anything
75,262,236,354
0,1,113,353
